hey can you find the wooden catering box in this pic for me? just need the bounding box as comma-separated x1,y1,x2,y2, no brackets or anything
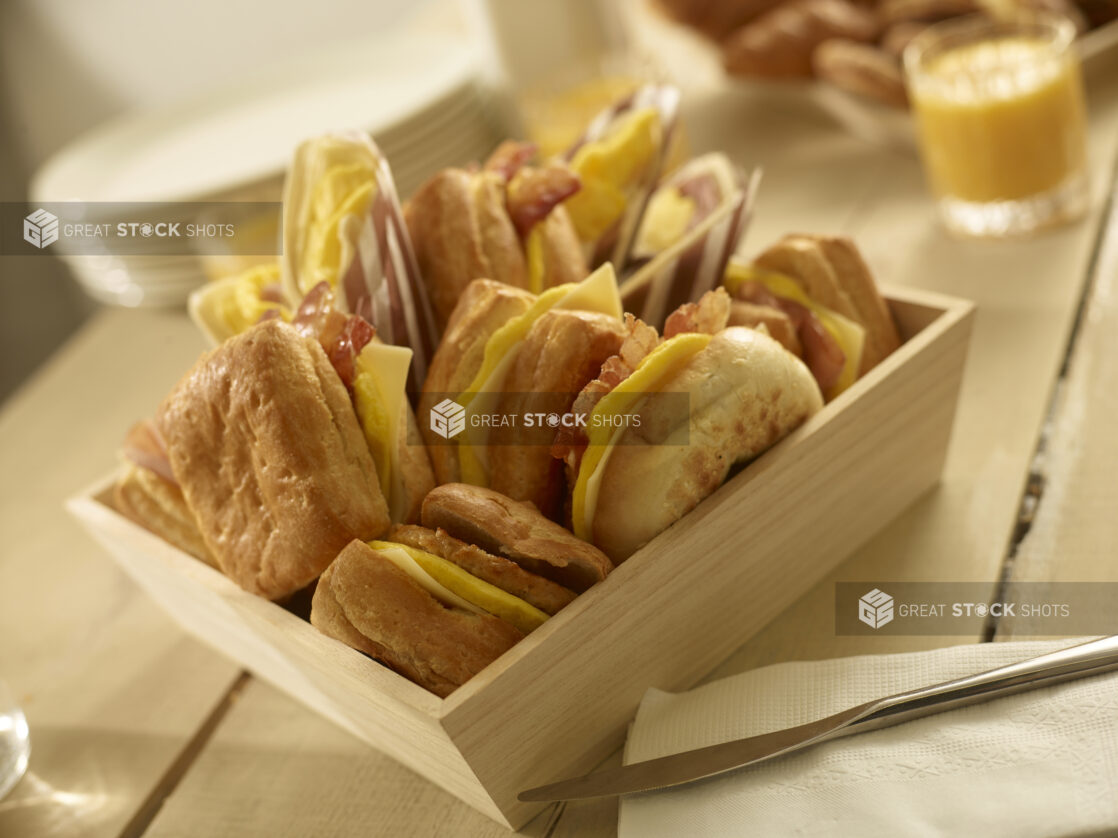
67,285,974,830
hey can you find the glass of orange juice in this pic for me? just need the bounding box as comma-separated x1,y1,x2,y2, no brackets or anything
904,12,1088,237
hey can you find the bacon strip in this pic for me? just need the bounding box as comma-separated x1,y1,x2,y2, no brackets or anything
291,281,376,390
122,420,178,486
552,313,660,470
484,140,538,181
506,164,582,237
663,288,731,338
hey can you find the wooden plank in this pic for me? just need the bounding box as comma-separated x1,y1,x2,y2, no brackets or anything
996,153,1118,637
140,678,522,838
0,309,242,838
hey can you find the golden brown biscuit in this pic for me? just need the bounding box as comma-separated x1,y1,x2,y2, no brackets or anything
311,540,523,697
813,39,909,109
878,0,978,24
389,525,577,615
421,484,613,592
753,234,901,373
157,320,391,600
723,0,881,78
113,463,216,567
655,0,786,40
419,279,536,484
405,169,529,330
489,309,626,519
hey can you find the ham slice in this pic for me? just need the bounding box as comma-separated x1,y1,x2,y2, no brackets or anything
122,420,177,485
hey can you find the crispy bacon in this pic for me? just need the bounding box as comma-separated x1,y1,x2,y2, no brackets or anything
506,163,582,237
663,288,731,338
733,280,845,394
553,288,736,473
122,420,177,485
552,314,660,467
291,281,376,390
484,140,538,181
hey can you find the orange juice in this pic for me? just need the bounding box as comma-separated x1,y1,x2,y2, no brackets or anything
905,13,1088,236
912,38,1086,203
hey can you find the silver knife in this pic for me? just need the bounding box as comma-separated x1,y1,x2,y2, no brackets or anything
519,635,1118,802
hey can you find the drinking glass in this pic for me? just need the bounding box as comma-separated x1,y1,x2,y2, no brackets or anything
0,679,30,800
904,12,1089,237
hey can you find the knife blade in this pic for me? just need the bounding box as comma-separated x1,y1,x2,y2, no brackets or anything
519,634,1118,802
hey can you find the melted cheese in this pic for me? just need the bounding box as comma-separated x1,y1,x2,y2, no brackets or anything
571,332,712,540
353,342,412,521
370,542,485,615
563,108,660,245
456,264,623,486
369,541,548,634
634,186,695,255
524,225,549,295
188,263,287,344
724,263,866,399
291,139,379,296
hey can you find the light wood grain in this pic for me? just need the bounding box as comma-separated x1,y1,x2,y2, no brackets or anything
0,310,241,838
67,290,971,829
68,480,501,820
996,159,1118,637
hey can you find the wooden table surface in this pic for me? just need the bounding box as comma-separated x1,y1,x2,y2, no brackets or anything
2,48,1117,838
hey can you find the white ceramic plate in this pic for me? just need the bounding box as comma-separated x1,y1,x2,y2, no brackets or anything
31,31,484,205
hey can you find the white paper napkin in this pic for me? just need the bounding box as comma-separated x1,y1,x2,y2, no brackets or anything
620,639,1118,838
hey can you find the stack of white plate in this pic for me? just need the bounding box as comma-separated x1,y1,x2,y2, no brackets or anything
32,31,503,307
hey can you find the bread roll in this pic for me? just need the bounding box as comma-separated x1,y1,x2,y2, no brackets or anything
390,524,577,615
157,320,391,599
311,539,522,697
419,279,535,484
586,327,823,561
113,463,216,567
489,309,626,518
753,234,901,373
405,169,529,330
421,484,613,592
